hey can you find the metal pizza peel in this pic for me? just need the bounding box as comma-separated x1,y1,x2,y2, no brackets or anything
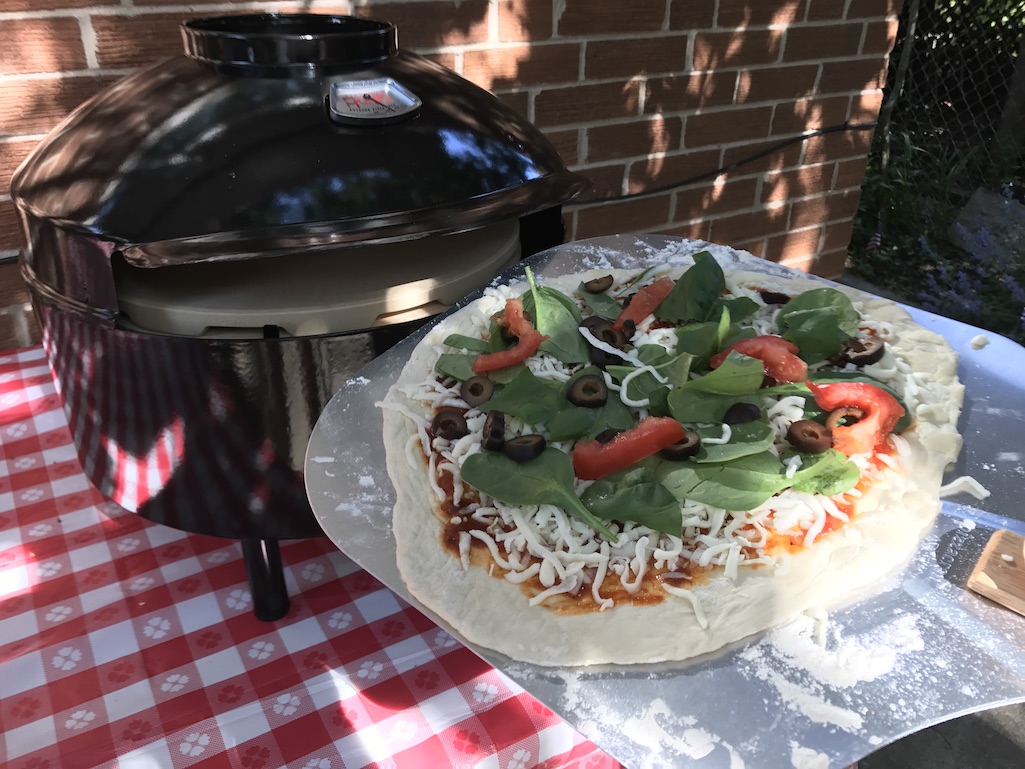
305,234,1025,769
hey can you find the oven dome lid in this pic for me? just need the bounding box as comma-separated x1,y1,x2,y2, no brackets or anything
10,13,587,268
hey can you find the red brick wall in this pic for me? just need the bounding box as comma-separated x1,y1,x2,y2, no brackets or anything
0,0,900,280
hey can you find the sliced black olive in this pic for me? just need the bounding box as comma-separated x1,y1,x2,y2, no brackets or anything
723,402,762,425
594,428,623,444
825,406,866,429
588,346,621,369
567,374,609,408
482,411,505,451
761,375,778,389
836,335,886,366
432,408,469,440
621,318,636,339
460,375,495,407
787,420,832,454
758,289,791,305
504,434,546,462
581,316,627,348
583,275,615,293
659,430,701,460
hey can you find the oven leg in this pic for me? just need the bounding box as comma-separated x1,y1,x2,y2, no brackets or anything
241,537,290,621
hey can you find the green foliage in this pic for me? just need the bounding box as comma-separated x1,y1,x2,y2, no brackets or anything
848,130,1025,345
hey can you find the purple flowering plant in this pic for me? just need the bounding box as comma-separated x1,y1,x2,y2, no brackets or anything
917,214,1025,344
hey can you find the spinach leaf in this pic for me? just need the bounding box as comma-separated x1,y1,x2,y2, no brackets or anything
547,367,603,441
578,282,622,320
547,367,637,441
668,388,754,423
720,324,758,349
581,467,682,535
785,449,861,496
548,408,597,442
693,420,775,463
461,448,618,540
586,394,637,438
714,296,759,324
443,333,490,353
478,367,562,424
655,251,726,323
523,268,589,364
647,386,672,417
776,287,861,363
606,348,692,403
635,344,675,367
605,364,664,403
715,303,732,348
677,351,764,395
657,450,787,510
486,317,513,353
435,353,476,381
675,320,721,370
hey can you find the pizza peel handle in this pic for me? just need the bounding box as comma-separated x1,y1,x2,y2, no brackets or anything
968,530,1025,617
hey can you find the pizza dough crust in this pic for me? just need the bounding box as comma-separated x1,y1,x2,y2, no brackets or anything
381,261,964,667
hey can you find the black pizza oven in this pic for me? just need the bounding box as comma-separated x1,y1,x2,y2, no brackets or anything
10,13,586,619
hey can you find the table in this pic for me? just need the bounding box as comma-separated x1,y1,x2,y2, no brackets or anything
0,346,618,769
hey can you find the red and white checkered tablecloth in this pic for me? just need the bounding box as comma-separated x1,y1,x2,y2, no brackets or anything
0,346,619,769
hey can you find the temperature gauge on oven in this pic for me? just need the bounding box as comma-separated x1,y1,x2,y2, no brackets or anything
328,77,422,126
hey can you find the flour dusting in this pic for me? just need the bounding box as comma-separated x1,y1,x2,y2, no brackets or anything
554,672,746,769
766,670,864,731
790,743,830,769
766,613,925,687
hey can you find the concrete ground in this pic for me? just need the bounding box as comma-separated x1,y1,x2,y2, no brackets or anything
861,704,1025,768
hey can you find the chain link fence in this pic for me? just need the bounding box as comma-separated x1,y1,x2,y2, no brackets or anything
848,0,1025,343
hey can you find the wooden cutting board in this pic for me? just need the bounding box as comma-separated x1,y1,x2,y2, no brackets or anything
967,529,1025,617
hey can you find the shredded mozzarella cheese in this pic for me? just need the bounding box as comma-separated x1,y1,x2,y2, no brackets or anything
393,269,927,616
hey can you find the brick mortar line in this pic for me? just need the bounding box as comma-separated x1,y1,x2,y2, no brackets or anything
531,108,878,134
484,58,886,88
0,44,887,84
567,184,864,218
576,152,851,175
0,2,290,20
445,37,891,59
541,115,874,143
0,68,139,83
0,134,47,143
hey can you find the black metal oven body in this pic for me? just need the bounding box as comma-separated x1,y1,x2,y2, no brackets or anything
11,14,586,619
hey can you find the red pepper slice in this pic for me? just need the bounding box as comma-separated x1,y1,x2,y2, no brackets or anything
709,335,808,383
613,277,675,331
806,381,905,457
472,298,547,373
572,416,686,480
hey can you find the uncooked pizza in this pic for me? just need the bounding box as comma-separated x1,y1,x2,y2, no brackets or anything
378,247,964,666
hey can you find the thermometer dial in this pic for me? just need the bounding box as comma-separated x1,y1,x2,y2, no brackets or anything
328,77,421,126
